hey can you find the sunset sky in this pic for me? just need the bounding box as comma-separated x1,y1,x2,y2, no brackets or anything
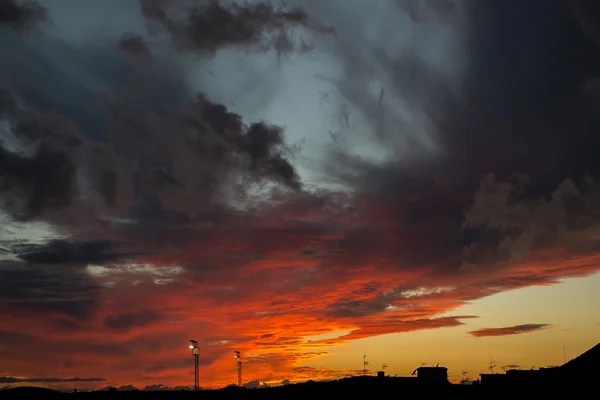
1,0,600,391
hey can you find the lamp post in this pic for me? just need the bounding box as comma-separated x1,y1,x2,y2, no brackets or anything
234,351,242,387
189,340,199,391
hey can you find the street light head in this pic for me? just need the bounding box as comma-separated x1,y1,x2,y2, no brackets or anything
189,345,194,349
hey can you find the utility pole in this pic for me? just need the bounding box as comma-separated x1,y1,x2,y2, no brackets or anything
189,340,200,391
363,355,369,376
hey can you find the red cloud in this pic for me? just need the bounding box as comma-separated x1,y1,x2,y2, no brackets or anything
469,324,552,338
2,178,600,389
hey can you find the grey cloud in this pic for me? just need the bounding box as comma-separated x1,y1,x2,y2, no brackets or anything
152,1,323,56
0,27,301,225
0,260,100,319
0,0,46,31
461,174,600,269
244,379,270,389
13,239,138,264
119,34,150,57
0,85,17,115
0,376,105,383
114,385,139,391
143,384,192,391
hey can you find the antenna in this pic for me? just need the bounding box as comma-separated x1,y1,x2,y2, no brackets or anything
382,364,388,372
363,355,369,376
460,370,469,383
488,356,497,374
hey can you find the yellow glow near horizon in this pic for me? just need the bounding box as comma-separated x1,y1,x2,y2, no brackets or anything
297,272,600,380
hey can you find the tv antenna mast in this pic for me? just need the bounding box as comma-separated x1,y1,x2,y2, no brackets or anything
189,340,200,390
488,356,497,374
382,364,388,372
234,351,242,387
363,355,369,376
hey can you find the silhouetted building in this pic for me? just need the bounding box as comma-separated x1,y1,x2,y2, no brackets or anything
481,367,564,387
414,367,448,382
479,373,509,386
377,371,385,378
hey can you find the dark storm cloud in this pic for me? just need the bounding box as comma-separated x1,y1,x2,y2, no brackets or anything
302,0,600,276
312,0,599,177
461,174,600,270
0,12,303,226
1,1,596,294
0,85,17,115
0,144,77,220
0,260,100,319
0,0,46,31
119,33,150,57
13,239,139,264
455,0,600,180
141,0,330,55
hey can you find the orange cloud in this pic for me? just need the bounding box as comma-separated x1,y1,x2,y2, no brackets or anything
469,324,552,338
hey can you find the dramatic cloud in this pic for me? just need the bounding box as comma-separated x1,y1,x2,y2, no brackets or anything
469,324,552,338
0,0,46,31
1,0,600,390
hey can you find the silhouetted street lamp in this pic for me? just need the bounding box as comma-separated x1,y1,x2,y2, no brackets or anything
189,340,199,390
234,351,242,387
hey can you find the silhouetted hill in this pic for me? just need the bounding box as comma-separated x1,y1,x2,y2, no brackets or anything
0,386,61,398
560,342,600,380
563,343,600,370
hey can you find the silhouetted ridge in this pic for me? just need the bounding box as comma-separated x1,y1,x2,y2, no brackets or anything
562,342,600,373
0,386,61,397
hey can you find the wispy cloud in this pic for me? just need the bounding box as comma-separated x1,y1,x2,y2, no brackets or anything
0,376,105,383
469,324,552,338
